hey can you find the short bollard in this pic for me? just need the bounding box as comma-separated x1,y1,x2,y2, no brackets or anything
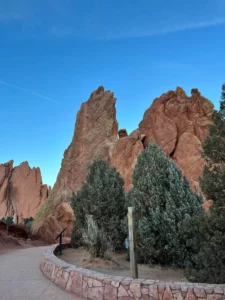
55,228,67,255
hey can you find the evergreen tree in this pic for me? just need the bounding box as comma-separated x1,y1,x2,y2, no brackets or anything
127,143,203,267
70,158,126,254
1,216,14,225
200,83,225,206
186,84,225,283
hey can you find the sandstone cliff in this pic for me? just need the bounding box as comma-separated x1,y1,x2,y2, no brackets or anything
0,160,49,223
33,86,214,242
33,86,120,241
139,87,213,188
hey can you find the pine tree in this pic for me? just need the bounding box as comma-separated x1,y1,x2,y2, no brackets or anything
200,83,225,206
186,84,225,283
70,158,126,254
127,143,203,267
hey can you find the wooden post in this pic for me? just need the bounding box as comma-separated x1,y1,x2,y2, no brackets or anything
59,233,62,255
128,207,138,278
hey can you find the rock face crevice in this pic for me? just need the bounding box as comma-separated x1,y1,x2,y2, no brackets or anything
0,160,49,223
33,86,214,242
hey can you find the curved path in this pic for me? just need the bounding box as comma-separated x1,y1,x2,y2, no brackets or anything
0,246,82,300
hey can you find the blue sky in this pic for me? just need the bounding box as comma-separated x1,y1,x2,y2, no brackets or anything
0,0,225,187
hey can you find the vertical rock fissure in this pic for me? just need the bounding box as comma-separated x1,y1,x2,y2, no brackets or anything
7,168,15,215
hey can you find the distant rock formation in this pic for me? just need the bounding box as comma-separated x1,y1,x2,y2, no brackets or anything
33,86,214,242
0,160,49,223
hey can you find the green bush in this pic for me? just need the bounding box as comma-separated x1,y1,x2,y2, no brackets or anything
24,217,34,225
127,143,203,267
185,84,225,283
185,207,225,283
71,158,126,256
1,216,14,225
82,215,111,258
23,217,34,231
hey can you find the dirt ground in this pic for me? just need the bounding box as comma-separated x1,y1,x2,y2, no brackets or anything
60,248,187,282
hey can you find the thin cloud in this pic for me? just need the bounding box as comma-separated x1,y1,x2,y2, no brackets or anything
100,17,225,40
49,17,225,40
0,80,59,104
158,17,225,35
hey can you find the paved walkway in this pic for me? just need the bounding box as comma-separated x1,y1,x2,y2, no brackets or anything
0,246,82,300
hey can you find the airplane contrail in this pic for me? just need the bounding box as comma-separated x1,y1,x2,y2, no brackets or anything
0,80,59,104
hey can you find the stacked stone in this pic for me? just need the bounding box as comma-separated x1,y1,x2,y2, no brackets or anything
41,245,225,300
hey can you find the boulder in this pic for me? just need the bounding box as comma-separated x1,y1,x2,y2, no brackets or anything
118,129,128,138
35,203,74,243
8,224,29,239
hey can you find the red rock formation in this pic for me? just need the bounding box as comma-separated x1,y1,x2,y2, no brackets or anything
0,160,49,222
0,161,14,217
139,87,213,188
33,86,214,242
118,129,128,138
110,130,144,191
36,202,74,242
33,86,144,241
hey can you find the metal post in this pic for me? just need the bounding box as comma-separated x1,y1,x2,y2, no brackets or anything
55,228,67,256
128,207,138,278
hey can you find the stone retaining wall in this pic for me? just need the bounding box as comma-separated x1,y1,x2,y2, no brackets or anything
40,244,225,300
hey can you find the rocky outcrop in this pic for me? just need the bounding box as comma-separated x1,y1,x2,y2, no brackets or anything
36,202,74,243
139,87,213,188
33,86,144,241
0,161,14,217
118,129,128,138
110,130,144,191
0,160,49,223
33,86,214,242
